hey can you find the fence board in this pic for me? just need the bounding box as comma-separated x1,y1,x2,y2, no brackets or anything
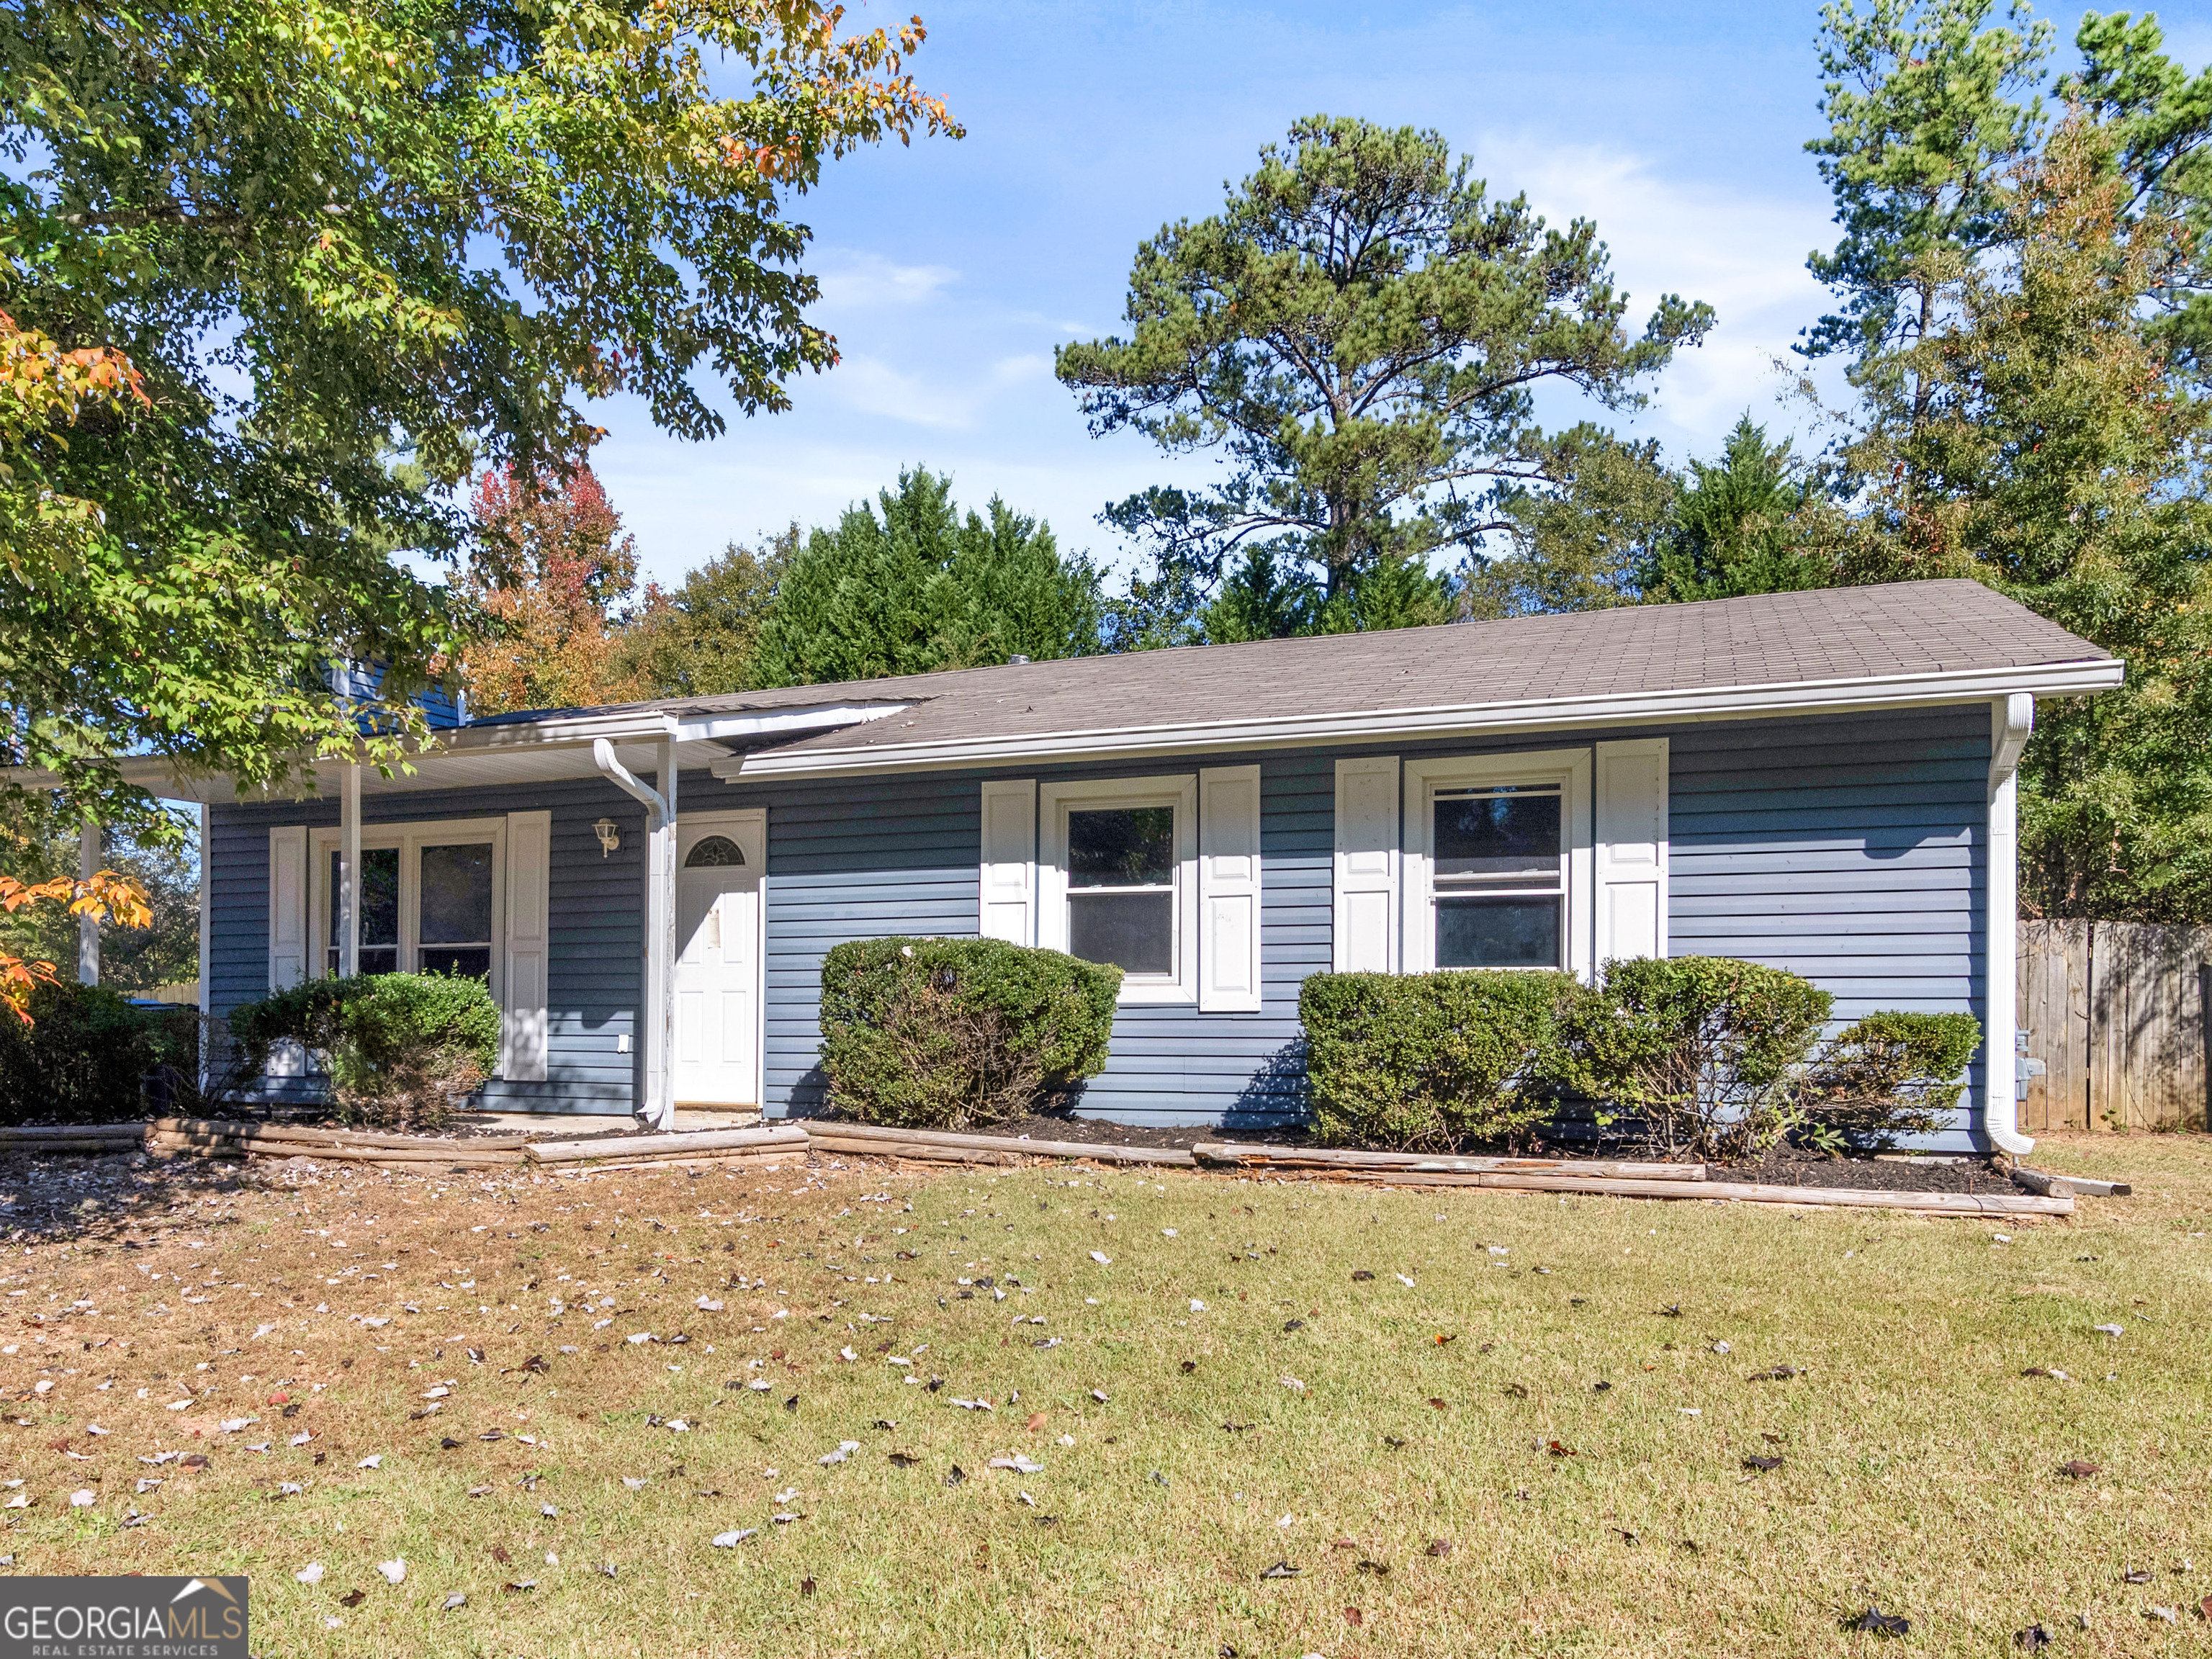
2018,920,2212,1132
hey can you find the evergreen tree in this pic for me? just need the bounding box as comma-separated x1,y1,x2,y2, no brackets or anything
1640,417,1825,603
749,470,1102,687
1058,114,1712,633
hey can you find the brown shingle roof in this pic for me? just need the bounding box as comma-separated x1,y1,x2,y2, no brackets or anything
493,581,2113,760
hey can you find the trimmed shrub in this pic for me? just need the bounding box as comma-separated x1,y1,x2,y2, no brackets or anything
229,971,500,1130
1799,1010,1982,1148
0,979,196,1125
819,937,1120,1130
1301,970,1589,1151
1559,956,1833,1163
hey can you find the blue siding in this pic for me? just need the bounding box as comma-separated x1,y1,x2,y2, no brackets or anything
208,775,655,1115
199,702,1996,1146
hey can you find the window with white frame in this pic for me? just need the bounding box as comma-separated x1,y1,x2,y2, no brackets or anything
1400,750,1594,979
1429,783,1566,969
311,819,504,992
1037,775,1199,1003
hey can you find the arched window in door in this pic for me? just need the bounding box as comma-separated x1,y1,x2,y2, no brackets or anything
685,835,746,868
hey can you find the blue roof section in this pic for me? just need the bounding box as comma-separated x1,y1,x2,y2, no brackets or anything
330,661,465,731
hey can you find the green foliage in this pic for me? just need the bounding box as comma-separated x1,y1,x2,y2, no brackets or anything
0,977,194,1124
614,528,796,698
1465,428,1678,618
1800,1010,1984,1148
1800,0,2052,369
1558,956,1836,1164
0,823,198,994
1637,417,1829,603
0,0,957,844
817,937,1120,1130
230,971,500,1130
1058,114,1712,630
1199,547,1456,644
750,469,1103,686
1299,970,1589,1151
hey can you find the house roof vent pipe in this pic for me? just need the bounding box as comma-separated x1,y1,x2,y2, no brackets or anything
1007,655,1030,665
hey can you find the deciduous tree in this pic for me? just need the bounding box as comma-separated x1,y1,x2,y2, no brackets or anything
0,0,958,840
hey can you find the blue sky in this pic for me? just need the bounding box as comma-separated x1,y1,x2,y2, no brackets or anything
587,0,2212,590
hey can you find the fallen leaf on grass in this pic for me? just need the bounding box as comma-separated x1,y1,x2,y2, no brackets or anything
799,1577,815,1598
989,1454,1043,1475
1747,1365,1800,1382
1344,1606,1364,1628
1356,1559,1389,1575
945,1465,965,1487
1545,1441,1577,1459
1426,1398,1447,1410
2013,1624,2051,1649
711,1530,755,1547
1258,1561,1300,1580
377,1560,405,1585
1351,1270,1374,1282
1849,1607,1910,1637
1179,1361,1197,1375
441,1592,466,1611
2123,1568,2153,1584
338,1590,365,1609
1426,1539,1454,1557
295,1563,324,1585
2060,1460,2101,1479
1743,1455,1784,1473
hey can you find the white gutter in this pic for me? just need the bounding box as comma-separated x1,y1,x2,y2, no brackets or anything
593,738,678,1133
721,657,2124,781
1983,694,2036,1157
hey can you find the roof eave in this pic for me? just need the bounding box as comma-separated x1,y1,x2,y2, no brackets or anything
716,658,2126,782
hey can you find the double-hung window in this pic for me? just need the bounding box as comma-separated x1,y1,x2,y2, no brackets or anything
1037,775,1200,1003
1430,784,1565,969
310,818,505,992
1401,750,1595,979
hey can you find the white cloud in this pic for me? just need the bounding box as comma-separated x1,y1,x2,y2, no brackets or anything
814,253,959,312
1468,134,1845,453
821,350,1056,431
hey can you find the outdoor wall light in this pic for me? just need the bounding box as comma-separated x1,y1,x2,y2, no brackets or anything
593,817,621,858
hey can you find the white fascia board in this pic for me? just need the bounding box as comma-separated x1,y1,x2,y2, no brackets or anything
76,700,911,801
726,657,2125,781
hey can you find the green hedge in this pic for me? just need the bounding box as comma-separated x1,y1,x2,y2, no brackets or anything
819,937,1121,1130
1297,956,1982,1162
0,980,197,1125
1300,969,1590,1151
229,971,500,1130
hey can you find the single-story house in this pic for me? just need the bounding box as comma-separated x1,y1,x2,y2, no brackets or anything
124,580,2118,1151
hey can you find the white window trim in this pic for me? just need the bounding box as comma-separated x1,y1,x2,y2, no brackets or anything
1038,773,1200,1004
309,816,508,1002
1403,750,1593,980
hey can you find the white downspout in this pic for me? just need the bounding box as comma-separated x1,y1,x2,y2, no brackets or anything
1985,693,2034,1156
594,737,678,1132
339,763,361,977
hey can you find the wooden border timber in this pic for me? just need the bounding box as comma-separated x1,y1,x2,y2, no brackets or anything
1329,1169,2073,1214
801,1121,1197,1168
547,1151,805,1177
153,1118,533,1151
526,1128,807,1165
2010,1166,2132,1198
1192,1142,1701,1179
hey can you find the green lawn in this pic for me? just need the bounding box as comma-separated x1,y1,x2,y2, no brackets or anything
4,1131,2208,1655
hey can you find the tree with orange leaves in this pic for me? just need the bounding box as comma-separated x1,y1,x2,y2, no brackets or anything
459,465,647,717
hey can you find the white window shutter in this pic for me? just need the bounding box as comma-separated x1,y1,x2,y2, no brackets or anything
1594,737,1669,965
268,826,308,990
979,780,1037,945
501,809,552,1082
1333,757,1400,973
1198,764,1263,1012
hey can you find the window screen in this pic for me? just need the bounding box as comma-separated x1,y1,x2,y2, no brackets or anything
1066,806,1174,976
418,842,495,978
1431,785,1564,970
326,848,400,977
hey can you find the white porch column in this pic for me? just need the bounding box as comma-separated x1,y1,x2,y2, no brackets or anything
645,739,680,1131
76,822,99,986
338,763,361,977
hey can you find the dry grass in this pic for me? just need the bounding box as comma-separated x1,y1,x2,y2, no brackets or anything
1,1130,2208,1656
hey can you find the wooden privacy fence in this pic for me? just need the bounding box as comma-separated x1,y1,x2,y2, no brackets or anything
2017,920,2212,1132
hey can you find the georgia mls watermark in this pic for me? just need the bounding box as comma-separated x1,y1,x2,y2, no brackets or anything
1,1577,247,1659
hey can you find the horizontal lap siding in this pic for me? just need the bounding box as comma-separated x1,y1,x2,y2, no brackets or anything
207,777,652,1115
1666,707,1987,1148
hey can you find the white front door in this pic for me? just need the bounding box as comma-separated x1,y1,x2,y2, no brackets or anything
672,815,763,1106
